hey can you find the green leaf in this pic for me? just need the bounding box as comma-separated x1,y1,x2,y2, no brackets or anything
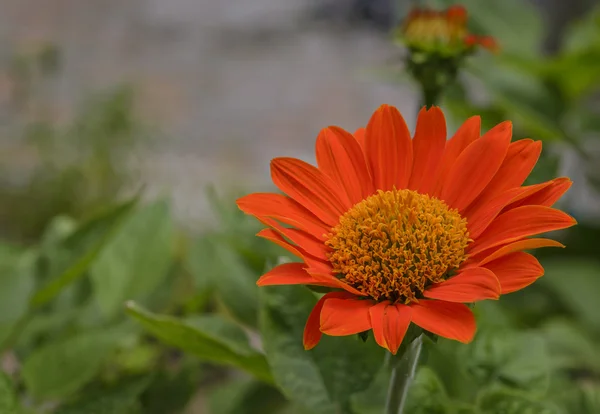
0,373,20,414
31,198,138,308
538,258,600,332
0,249,36,326
91,199,174,317
55,376,151,414
461,330,550,394
477,388,560,413
260,286,384,413
210,378,289,414
21,329,121,399
539,318,600,374
405,367,450,414
125,302,273,383
192,236,259,327
432,0,543,56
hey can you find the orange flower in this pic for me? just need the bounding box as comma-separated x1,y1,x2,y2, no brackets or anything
399,5,498,54
237,105,575,354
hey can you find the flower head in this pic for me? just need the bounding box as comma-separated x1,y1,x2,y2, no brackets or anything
237,105,575,354
398,5,499,55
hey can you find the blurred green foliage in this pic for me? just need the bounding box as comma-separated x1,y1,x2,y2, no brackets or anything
0,1,600,413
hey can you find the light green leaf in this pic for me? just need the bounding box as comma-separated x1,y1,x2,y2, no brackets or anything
21,329,121,399
31,198,138,308
55,376,151,414
539,258,600,332
91,199,174,317
260,286,384,413
0,373,20,414
125,302,273,383
461,330,550,394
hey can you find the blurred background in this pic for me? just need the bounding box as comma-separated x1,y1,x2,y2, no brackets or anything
0,0,599,413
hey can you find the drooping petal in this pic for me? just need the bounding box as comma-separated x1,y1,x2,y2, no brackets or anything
369,302,412,355
271,157,351,225
423,267,500,302
364,104,413,190
506,177,572,210
316,126,374,203
408,106,447,194
237,193,330,239
439,121,512,212
473,139,542,205
473,238,565,266
469,206,576,255
433,115,480,197
257,262,329,287
483,252,544,294
410,300,476,343
304,291,354,350
320,298,373,336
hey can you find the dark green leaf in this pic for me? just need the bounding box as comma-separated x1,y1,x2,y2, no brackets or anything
55,376,151,414
91,200,174,317
405,367,450,414
260,286,384,413
21,329,122,399
125,302,273,383
0,249,35,326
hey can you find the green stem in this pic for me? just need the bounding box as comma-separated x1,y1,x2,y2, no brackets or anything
384,335,423,414
422,88,441,108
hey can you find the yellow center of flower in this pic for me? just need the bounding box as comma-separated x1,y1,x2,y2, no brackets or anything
325,189,470,303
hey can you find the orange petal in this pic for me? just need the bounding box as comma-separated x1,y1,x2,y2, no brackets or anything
257,262,318,286
483,252,544,294
465,181,554,239
316,126,374,203
364,105,413,190
369,302,412,355
354,127,366,149
304,291,354,350
423,267,501,302
380,304,411,355
408,106,447,195
257,216,329,261
469,206,576,255
433,116,480,197
440,121,512,212
320,298,373,336
257,228,329,267
237,193,330,240
474,139,542,205
271,157,351,225
507,177,572,209
305,267,368,297
474,238,564,267
410,300,476,343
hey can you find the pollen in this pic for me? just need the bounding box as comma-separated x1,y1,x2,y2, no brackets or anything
325,189,470,303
